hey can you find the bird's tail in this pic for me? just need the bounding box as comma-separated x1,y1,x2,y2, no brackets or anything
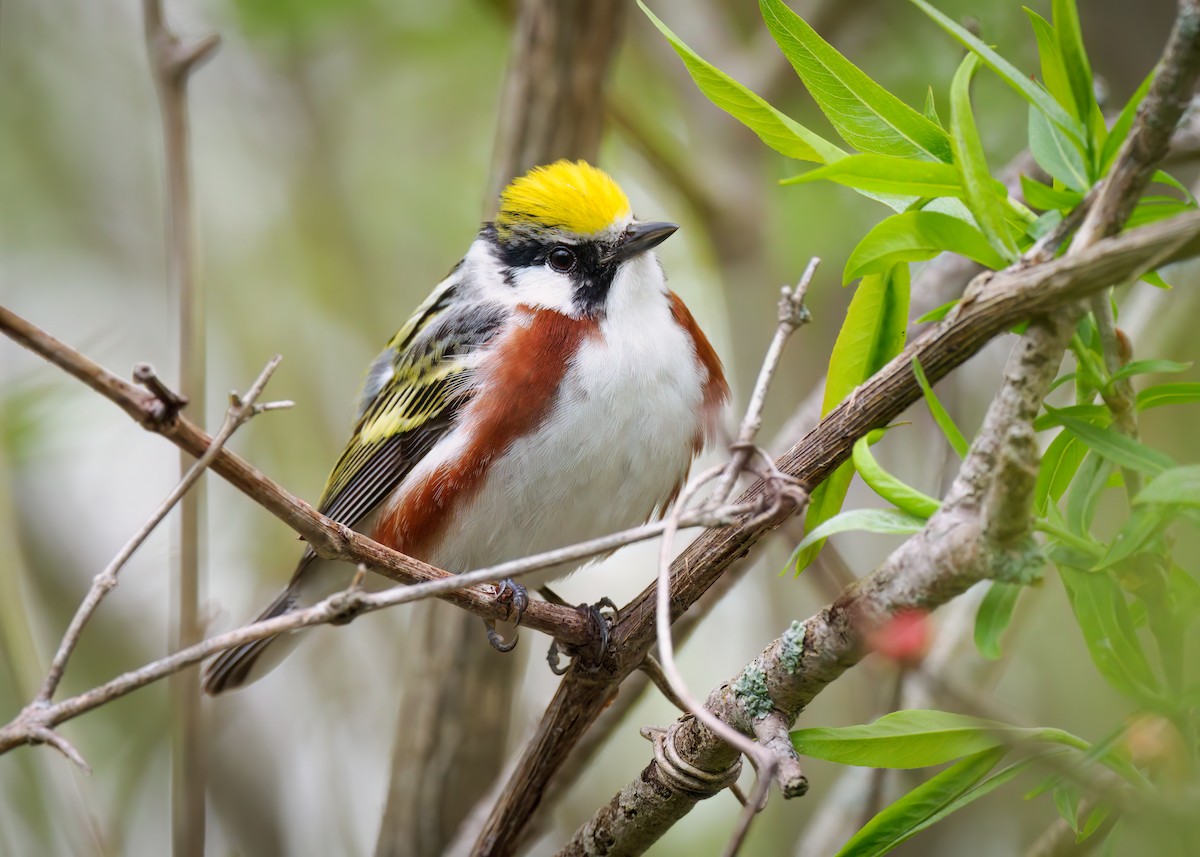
202,587,302,696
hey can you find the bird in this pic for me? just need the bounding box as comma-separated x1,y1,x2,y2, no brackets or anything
202,160,729,695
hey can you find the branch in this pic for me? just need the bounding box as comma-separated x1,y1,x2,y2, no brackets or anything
556,305,1071,855
34,357,289,708
468,205,1200,855
0,305,593,646
552,11,1200,847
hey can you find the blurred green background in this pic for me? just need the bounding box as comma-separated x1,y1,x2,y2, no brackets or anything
1,0,1193,854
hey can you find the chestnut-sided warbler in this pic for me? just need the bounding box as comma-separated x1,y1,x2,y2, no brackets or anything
203,160,728,694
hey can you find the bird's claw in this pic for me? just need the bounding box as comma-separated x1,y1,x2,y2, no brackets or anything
484,578,529,653
546,597,619,675
486,622,519,653
495,577,530,624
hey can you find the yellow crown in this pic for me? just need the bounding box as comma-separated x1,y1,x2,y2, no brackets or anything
496,160,631,237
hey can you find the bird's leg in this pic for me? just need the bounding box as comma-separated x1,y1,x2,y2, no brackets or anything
484,577,530,653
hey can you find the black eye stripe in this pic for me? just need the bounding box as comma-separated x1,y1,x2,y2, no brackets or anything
487,226,619,313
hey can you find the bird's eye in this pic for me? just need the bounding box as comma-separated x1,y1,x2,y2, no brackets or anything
547,246,576,273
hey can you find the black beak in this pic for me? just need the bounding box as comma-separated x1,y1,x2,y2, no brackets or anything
609,221,678,264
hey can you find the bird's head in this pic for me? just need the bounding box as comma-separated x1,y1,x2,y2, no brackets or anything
486,160,677,316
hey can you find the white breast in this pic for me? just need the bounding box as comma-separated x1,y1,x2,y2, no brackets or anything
425,253,708,586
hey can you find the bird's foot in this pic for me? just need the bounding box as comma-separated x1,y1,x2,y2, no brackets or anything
484,578,529,653
546,597,619,675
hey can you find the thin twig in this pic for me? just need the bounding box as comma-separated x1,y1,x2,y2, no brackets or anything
711,259,818,505
648,268,818,856
34,357,286,706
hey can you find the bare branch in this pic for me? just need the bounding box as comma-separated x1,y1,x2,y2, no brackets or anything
35,356,285,706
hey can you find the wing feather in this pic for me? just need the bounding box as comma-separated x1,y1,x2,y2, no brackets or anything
314,290,507,530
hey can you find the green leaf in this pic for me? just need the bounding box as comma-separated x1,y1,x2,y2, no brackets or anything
1136,382,1200,411
913,356,971,459
909,0,1083,147
1048,408,1175,476
760,0,952,162
1035,429,1087,515
924,87,941,126
975,581,1022,660
833,748,1008,857
782,154,969,198
792,710,1085,769
1052,0,1099,140
1110,359,1191,382
796,265,911,572
1059,566,1159,700
853,434,942,518
790,508,927,558
1024,8,1074,114
1093,505,1166,571
1053,784,1081,833
1066,451,1110,535
1029,104,1091,192
1020,175,1084,212
844,211,1008,282
1136,464,1200,508
640,2,846,164
916,299,958,324
950,54,1020,261
1100,69,1155,173
1027,8,1075,112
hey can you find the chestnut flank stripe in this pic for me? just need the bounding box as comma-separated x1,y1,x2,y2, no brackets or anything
374,309,598,560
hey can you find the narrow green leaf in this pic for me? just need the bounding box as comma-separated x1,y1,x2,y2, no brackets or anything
1054,784,1082,833
782,154,968,198
1052,0,1098,138
833,748,1008,857
1136,382,1200,411
1109,359,1191,382
1048,408,1175,476
1100,69,1155,172
1033,403,1108,433
909,0,1083,146
792,710,1085,769
909,758,1037,837
975,581,1022,660
1066,451,1110,536
1035,430,1087,515
1093,505,1166,570
790,508,927,559
1020,175,1084,212
912,356,971,458
640,2,846,164
1024,8,1075,114
853,434,942,518
1029,104,1091,191
797,266,911,572
1077,803,1112,843
1136,465,1200,508
1140,270,1172,290
760,0,952,162
1059,566,1159,700
924,87,941,126
916,299,958,324
844,211,1008,282
950,54,1020,261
